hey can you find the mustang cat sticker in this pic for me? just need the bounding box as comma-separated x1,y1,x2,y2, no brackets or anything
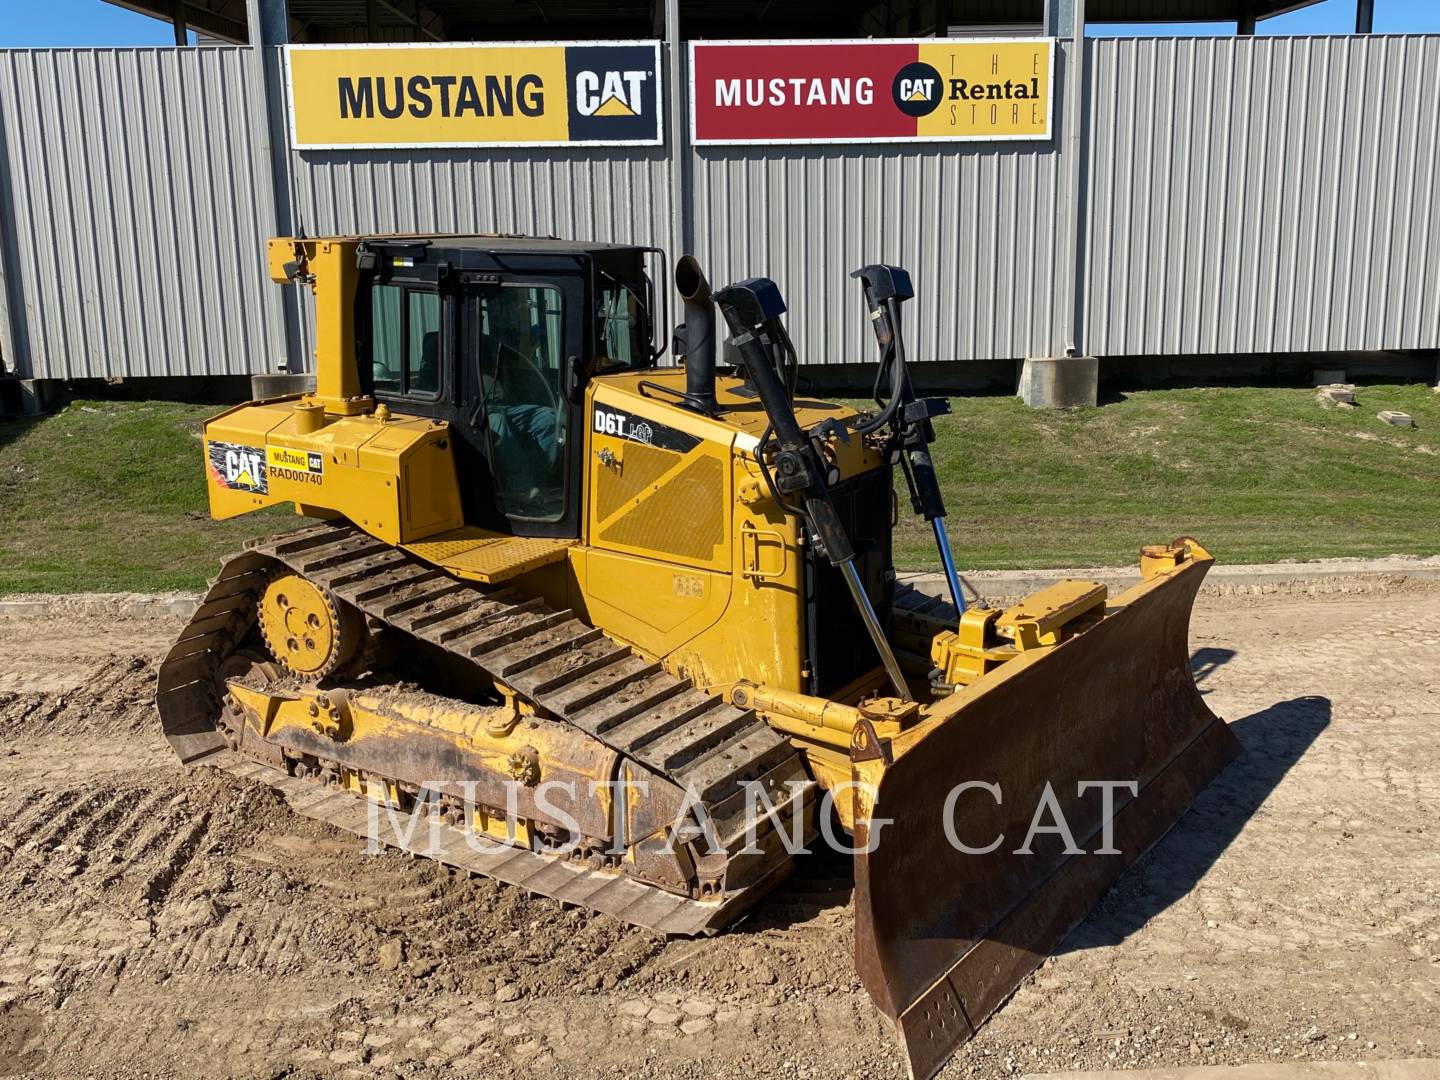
208,441,268,494
266,445,325,485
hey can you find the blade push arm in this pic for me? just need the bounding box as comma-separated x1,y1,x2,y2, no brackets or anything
852,264,967,615
714,278,911,701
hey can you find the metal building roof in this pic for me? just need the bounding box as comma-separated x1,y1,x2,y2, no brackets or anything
107,0,1328,45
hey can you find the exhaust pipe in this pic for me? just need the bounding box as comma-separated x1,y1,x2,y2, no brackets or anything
675,255,717,414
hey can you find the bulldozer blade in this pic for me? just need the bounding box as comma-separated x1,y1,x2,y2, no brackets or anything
852,550,1240,1080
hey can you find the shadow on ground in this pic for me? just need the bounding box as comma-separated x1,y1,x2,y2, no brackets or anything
1060,693,1332,952
0,412,40,453
754,648,1321,945
1190,646,1238,688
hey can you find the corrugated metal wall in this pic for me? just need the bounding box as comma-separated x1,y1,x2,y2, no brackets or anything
280,42,671,248
0,48,287,380
0,36,1436,382
688,41,1073,366
289,147,672,244
1082,34,1440,357
287,133,1071,369
690,126,1071,365
273,50,674,370
284,149,673,368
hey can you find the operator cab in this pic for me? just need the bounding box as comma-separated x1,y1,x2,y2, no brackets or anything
354,236,662,539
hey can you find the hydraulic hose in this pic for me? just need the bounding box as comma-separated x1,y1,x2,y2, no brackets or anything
851,297,908,438
715,278,911,701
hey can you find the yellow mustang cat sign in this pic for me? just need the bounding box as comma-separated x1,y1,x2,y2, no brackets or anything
286,41,663,149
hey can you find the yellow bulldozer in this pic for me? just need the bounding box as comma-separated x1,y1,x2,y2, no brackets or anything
157,235,1238,1079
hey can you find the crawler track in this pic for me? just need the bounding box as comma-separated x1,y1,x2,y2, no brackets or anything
156,521,810,935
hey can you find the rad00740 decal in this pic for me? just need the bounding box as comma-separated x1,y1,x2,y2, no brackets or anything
266,446,325,486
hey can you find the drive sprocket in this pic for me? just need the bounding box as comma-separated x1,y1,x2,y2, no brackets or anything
256,570,364,678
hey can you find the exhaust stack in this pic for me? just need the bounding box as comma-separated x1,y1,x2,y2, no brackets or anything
675,255,717,414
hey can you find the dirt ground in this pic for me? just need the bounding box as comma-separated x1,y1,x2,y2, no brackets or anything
0,582,1437,1080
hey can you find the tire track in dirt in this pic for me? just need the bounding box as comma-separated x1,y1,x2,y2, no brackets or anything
0,594,1437,1079
960,592,1440,1077
0,655,160,741
0,638,674,1074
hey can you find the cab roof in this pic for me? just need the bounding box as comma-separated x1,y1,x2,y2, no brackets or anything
366,234,646,256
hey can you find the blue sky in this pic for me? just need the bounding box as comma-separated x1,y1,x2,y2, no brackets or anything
0,0,1437,47
1091,0,1440,36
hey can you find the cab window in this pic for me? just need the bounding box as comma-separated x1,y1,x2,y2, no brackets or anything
595,279,648,373
477,284,568,523
371,283,440,397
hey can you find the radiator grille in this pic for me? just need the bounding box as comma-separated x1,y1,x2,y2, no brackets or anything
806,468,894,697
598,455,725,563
594,441,679,522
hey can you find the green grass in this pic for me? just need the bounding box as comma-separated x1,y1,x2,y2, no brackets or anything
0,401,298,594
889,383,1440,570
2,385,1438,594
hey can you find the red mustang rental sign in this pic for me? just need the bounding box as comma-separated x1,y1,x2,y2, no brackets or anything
689,38,1054,145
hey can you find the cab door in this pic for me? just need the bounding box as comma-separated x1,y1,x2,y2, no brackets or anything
457,272,586,539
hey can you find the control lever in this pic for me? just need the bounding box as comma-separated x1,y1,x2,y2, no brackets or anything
715,277,911,701
851,264,967,616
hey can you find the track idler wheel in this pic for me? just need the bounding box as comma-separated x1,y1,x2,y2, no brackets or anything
213,649,283,750
257,570,365,678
